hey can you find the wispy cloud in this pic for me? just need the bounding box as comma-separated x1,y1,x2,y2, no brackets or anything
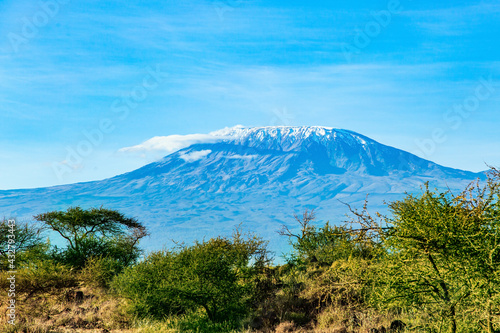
225,154,257,160
401,3,500,36
179,149,212,162
0,0,499,188
119,134,222,154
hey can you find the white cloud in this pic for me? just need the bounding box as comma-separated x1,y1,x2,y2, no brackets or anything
226,154,257,160
119,134,222,154
179,150,212,162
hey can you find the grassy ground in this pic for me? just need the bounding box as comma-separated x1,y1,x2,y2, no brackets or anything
0,266,410,333
0,285,131,333
0,284,409,333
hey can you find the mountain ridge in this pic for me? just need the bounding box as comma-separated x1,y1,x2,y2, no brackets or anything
0,126,485,254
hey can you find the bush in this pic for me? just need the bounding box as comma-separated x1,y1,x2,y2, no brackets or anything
51,235,142,270
279,210,381,268
112,231,271,324
162,311,244,333
0,219,48,270
0,259,78,296
79,255,126,289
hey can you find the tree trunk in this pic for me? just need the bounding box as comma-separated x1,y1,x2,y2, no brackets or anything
487,299,493,333
450,305,456,333
427,254,457,333
202,304,214,321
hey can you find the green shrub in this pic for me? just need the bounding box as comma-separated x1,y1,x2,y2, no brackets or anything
0,219,48,271
163,311,244,333
0,259,78,295
112,231,271,324
279,210,382,269
51,235,142,270
79,255,126,289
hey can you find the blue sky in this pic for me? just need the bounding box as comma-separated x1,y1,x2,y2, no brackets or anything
0,0,499,189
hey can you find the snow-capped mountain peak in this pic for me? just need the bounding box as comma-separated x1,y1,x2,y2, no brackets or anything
0,126,484,255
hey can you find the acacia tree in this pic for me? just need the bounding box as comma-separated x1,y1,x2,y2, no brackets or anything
378,168,500,333
34,207,147,268
381,188,470,333
453,169,500,333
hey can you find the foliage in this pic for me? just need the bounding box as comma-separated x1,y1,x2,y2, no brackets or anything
34,206,147,268
79,255,127,289
0,219,48,270
374,168,500,333
51,233,143,269
0,259,78,296
7,169,500,333
164,310,245,333
112,230,271,324
279,209,382,268
273,208,385,331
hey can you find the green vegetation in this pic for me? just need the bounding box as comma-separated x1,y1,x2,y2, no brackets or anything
34,206,147,269
374,170,500,333
2,168,500,332
112,230,270,326
0,219,48,270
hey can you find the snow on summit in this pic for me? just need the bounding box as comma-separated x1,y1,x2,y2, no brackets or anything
0,125,486,255
121,126,370,157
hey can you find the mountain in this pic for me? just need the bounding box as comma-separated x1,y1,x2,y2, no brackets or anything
0,126,484,255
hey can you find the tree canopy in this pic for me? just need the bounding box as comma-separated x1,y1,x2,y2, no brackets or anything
34,206,147,268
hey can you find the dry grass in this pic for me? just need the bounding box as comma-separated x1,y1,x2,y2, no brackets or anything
0,284,131,333
314,306,399,332
274,321,297,333
0,269,408,333
0,289,409,333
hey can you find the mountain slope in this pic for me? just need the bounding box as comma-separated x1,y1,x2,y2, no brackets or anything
0,126,484,254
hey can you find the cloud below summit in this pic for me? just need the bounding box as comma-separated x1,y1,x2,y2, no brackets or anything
119,134,222,155
179,149,212,162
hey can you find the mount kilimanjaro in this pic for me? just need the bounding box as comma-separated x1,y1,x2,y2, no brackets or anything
0,126,484,254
